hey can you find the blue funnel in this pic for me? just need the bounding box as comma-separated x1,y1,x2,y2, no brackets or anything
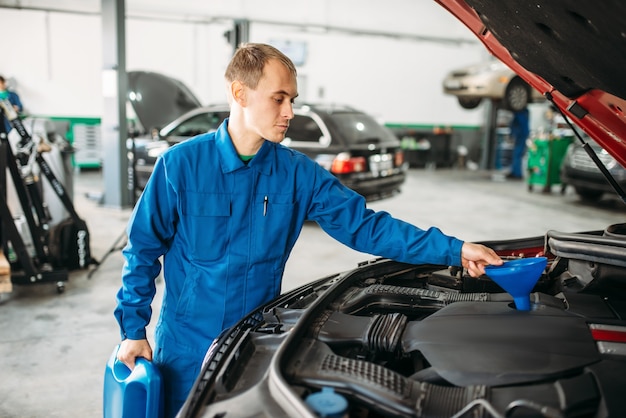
484,257,548,311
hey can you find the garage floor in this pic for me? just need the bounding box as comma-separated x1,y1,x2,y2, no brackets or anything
1,167,625,417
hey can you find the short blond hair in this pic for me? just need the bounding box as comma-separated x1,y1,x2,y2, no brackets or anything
225,43,297,89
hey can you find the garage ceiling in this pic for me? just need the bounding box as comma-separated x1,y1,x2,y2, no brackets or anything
0,0,476,44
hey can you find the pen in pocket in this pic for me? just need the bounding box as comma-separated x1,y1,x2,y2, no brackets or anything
263,195,268,216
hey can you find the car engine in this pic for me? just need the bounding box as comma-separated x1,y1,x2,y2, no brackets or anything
182,229,626,418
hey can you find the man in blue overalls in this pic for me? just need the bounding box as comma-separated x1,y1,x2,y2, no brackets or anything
507,107,530,180
114,43,503,418
0,75,23,133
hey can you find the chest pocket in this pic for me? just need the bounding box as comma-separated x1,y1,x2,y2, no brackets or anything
181,192,231,261
254,192,297,262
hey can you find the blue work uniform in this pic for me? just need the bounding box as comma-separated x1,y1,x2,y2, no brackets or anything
114,119,464,417
509,108,530,178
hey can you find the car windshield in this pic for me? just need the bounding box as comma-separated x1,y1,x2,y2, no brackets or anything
285,115,324,143
330,112,398,144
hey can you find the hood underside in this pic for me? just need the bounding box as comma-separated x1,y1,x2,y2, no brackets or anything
127,70,202,132
436,0,626,168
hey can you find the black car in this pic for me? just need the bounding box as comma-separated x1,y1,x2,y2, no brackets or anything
127,75,407,201
176,1,626,417
560,140,626,201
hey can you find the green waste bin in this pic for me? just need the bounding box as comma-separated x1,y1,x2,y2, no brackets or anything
526,136,572,193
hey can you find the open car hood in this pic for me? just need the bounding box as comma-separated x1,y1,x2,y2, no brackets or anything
436,0,626,169
126,70,202,133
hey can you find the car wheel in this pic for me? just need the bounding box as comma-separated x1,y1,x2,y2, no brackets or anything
458,97,482,109
575,187,604,201
504,78,530,111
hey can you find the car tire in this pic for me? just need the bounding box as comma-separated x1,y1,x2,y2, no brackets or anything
458,97,482,109
575,187,604,201
504,77,530,111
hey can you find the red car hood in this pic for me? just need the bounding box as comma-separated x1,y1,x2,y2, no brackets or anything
436,0,626,169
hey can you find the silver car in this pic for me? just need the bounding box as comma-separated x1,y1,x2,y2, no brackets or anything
443,60,544,111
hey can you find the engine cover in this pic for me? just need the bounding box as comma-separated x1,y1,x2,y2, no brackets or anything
402,301,600,386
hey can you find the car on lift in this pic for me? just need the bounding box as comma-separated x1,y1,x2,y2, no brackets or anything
176,1,626,417
443,59,545,111
126,74,407,201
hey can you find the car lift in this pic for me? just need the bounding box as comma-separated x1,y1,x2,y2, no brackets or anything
479,99,505,171
0,99,79,292
86,129,139,279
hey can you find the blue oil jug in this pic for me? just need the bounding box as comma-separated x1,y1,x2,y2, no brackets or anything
103,345,164,418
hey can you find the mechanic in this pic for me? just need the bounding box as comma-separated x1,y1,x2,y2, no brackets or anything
0,75,23,133
114,42,503,418
507,107,530,180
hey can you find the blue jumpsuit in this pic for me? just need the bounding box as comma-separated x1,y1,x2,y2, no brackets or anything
114,119,464,417
509,108,530,178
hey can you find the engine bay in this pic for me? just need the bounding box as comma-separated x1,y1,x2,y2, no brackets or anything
186,229,626,417
282,267,617,417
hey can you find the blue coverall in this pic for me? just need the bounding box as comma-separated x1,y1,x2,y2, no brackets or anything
509,108,530,178
114,119,464,417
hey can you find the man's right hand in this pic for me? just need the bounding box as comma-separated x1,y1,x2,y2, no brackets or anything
117,338,153,370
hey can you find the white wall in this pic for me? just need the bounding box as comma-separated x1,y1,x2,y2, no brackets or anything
2,9,103,117
251,25,485,125
0,1,489,127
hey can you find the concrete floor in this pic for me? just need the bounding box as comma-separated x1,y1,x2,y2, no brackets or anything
1,167,625,417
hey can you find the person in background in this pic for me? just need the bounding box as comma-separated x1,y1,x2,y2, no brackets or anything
507,107,530,180
114,42,503,418
0,75,23,133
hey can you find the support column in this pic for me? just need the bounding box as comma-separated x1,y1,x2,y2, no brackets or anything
224,19,250,53
101,0,132,208
480,99,499,170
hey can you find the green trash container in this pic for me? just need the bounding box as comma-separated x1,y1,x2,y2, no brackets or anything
526,136,572,193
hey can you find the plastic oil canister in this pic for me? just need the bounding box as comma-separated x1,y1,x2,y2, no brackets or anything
103,345,164,418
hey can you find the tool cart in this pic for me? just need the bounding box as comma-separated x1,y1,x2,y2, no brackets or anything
526,135,572,193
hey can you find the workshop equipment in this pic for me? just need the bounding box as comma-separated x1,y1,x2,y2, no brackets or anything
527,136,572,193
0,99,97,293
0,249,10,293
